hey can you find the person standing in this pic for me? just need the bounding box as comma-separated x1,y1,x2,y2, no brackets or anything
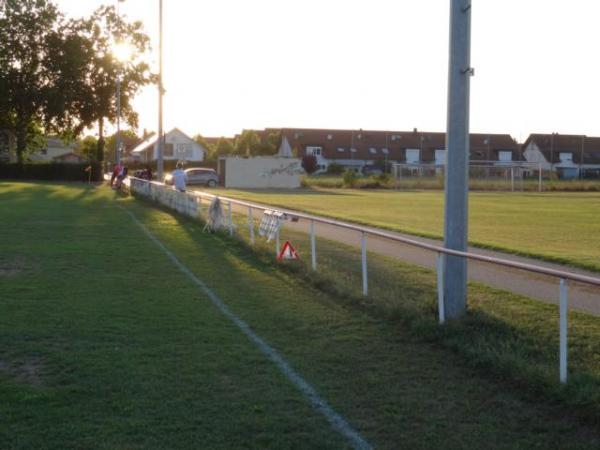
172,163,187,192
110,162,122,188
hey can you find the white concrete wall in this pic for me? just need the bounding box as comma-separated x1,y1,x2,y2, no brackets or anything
224,157,302,189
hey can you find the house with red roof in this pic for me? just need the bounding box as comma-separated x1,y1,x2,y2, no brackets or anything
275,127,520,173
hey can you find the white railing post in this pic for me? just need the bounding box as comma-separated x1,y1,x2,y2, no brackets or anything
437,252,445,324
361,232,368,296
248,207,254,245
510,167,515,192
559,278,569,384
310,220,317,271
228,202,233,236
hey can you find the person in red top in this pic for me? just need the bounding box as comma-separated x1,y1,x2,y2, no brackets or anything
110,163,122,188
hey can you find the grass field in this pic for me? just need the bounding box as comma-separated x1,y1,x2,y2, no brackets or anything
209,187,600,272
1,181,599,449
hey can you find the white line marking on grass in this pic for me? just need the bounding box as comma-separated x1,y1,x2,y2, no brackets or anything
122,207,372,450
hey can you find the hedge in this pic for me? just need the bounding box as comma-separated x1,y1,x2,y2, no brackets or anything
0,162,103,182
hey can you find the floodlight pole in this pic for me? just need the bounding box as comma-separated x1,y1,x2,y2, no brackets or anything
157,0,164,180
116,74,121,164
443,0,472,319
115,0,124,165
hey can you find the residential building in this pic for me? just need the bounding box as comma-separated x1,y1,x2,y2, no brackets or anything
29,137,79,163
274,127,519,173
131,128,206,163
522,133,600,179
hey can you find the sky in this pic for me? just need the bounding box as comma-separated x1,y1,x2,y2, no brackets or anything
54,0,600,142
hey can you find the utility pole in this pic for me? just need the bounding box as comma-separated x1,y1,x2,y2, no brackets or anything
443,0,472,319
116,74,121,164
157,0,164,180
115,0,125,165
580,135,585,180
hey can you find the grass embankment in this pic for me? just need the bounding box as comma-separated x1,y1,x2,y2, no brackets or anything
1,181,599,449
209,188,600,272
225,206,600,422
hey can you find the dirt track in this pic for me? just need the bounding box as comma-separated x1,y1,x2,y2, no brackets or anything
222,201,599,316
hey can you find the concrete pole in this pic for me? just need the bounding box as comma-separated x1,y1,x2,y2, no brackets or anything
157,0,164,181
443,0,472,319
116,75,121,165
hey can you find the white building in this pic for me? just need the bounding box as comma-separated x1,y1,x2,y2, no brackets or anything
131,128,206,163
29,137,80,163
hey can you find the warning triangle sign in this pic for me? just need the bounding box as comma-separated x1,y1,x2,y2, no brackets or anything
278,241,300,261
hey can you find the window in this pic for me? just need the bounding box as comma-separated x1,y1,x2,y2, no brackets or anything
327,134,333,140
350,148,357,153
176,143,192,158
337,147,345,152
369,148,377,154
163,143,174,156
306,146,322,156
406,149,420,164
498,151,512,162
559,152,573,162
435,149,446,165
381,148,389,154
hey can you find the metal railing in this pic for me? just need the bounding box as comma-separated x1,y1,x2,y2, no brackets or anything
129,177,600,384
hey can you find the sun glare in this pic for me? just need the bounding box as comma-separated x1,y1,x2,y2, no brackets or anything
113,42,133,62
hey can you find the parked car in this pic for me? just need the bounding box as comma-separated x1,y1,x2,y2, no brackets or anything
165,167,219,187
362,166,383,176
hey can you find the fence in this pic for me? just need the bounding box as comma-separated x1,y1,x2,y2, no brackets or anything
392,161,545,192
129,177,600,384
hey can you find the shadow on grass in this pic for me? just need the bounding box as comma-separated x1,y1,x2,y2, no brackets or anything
129,192,600,429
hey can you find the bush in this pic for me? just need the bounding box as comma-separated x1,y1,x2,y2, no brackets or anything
342,169,358,188
301,155,318,174
0,162,103,182
375,172,391,184
326,163,344,175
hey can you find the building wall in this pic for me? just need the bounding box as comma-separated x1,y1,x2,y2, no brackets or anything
223,157,302,189
523,143,551,170
151,129,205,161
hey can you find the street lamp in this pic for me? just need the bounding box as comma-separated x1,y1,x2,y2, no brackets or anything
157,0,164,181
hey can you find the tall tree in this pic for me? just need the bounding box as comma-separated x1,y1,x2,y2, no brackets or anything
0,0,60,162
57,5,155,162
234,130,260,156
105,129,140,160
214,137,235,157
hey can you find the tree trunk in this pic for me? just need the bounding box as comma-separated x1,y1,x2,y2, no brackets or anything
96,117,105,163
15,113,27,164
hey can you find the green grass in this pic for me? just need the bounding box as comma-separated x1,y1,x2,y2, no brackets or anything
225,207,600,421
209,187,600,272
1,181,599,449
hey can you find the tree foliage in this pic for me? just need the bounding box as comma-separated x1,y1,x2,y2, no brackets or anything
0,0,154,163
0,0,60,162
105,129,141,161
213,137,235,160
301,154,318,174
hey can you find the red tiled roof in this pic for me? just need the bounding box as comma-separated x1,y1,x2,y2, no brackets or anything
278,128,518,162
522,134,600,164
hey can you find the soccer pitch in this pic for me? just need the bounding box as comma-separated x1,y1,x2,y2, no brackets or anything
209,188,600,272
1,182,599,449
